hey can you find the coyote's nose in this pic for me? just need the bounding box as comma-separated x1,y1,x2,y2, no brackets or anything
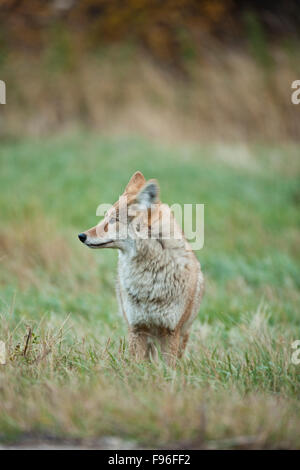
78,233,87,243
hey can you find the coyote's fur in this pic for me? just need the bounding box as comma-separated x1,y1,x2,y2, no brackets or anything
78,171,204,366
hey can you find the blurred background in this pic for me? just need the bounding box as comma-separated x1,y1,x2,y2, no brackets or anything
0,0,300,141
0,0,300,448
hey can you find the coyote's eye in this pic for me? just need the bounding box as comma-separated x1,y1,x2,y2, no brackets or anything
109,216,119,224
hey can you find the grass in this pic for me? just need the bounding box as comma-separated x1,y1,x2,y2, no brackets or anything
1,46,300,141
0,133,300,448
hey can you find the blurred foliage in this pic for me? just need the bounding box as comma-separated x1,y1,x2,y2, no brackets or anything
244,11,273,69
0,0,299,68
1,1,300,139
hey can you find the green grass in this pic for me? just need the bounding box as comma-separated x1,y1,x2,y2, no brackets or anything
0,134,300,448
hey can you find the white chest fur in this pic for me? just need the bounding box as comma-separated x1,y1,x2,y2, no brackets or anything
117,241,192,331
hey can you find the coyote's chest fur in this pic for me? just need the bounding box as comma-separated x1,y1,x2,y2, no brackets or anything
118,241,198,331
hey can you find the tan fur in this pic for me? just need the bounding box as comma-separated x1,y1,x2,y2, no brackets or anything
79,171,204,367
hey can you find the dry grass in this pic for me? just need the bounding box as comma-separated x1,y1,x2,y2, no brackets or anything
1,45,300,141
0,216,71,285
0,213,103,292
0,308,299,449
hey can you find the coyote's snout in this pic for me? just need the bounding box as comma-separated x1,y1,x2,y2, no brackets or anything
79,171,204,367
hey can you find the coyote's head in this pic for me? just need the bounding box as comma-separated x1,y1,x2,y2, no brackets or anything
78,171,171,250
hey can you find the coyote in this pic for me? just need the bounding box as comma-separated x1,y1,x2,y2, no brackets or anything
78,171,204,366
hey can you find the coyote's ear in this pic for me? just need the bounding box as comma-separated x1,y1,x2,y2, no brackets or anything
124,171,146,194
136,179,159,208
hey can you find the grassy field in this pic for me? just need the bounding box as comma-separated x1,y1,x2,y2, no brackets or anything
0,134,300,448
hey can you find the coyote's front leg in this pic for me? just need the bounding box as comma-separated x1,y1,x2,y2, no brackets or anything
178,332,190,359
129,327,148,361
160,330,180,368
